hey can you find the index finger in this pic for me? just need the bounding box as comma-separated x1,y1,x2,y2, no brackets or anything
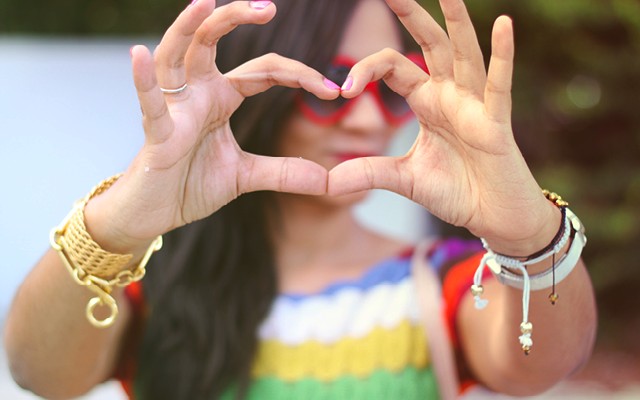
340,49,428,109
226,53,342,100
186,1,277,79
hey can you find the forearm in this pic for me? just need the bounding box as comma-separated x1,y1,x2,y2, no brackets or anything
457,197,598,394
460,259,596,395
4,248,130,399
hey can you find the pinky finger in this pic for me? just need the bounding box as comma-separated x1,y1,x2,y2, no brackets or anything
484,16,514,123
131,45,175,144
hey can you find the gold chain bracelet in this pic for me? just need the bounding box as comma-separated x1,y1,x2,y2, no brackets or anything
50,174,163,328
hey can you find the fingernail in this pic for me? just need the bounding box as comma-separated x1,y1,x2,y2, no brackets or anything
250,1,271,10
129,46,135,57
341,76,353,91
324,78,341,91
190,0,198,5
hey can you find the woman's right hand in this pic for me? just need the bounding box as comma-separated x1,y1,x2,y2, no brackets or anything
84,0,337,253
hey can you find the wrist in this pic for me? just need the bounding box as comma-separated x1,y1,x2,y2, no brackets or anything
51,173,163,328
482,199,561,258
83,180,154,258
471,190,585,355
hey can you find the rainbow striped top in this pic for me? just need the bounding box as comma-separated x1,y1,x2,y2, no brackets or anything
116,239,484,399
221,251,439,400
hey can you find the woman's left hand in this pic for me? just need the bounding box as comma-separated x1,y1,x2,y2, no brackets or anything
329,0,558,252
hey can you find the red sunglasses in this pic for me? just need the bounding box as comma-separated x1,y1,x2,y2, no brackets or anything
297,52,428,126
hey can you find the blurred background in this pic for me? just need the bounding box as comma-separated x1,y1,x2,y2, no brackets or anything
1,0,639,398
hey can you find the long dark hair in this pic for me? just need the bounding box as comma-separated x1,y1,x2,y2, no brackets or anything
135,1,416,398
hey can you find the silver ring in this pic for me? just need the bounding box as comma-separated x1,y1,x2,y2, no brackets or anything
160,83,188,94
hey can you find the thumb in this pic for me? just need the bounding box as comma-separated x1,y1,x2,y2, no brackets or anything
328,156,412,198
238,154,328,195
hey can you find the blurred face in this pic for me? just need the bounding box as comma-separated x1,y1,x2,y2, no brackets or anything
278,0,405,187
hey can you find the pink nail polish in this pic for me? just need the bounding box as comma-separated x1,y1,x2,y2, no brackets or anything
324,78,341,91
341,76,353,91
249,1,271,10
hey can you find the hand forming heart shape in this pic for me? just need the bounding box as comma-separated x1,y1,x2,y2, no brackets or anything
90,0,557,256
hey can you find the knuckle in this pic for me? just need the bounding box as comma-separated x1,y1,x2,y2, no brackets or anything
261,53,283,85
485,80,508,96
363,159,375,187
380,47,401,59
145,103,170,123
261,52,282,65
153,46,185,70
279,158,291,190
452,46,471,63
415,38,434,53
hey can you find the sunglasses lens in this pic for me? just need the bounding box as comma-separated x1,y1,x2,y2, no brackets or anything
326,64,350,88
300,64,351,118
378,81,411,117
299,55,423,123
300,93,348,117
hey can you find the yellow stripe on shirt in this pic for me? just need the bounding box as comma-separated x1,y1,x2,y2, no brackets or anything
252,319,430,382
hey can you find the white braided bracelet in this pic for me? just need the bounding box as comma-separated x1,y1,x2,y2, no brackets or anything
470,207,587,354
492,208,586,291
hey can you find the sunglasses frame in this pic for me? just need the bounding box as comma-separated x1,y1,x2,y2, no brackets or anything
297,52,428,126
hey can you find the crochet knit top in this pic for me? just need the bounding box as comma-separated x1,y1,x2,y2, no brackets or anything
221,252,437,399
116,238,484,399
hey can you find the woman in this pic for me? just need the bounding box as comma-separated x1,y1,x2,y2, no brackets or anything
4,0,597,399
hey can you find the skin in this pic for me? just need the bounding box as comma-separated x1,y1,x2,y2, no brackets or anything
4,0,596,398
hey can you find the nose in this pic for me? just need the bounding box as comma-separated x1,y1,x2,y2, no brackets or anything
339,91,388,132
